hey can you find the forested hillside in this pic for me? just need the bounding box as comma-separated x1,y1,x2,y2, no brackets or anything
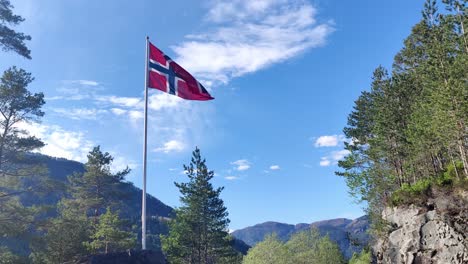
1,151,174,261
19,154,173,219
336,0,467,262
337,0,467,229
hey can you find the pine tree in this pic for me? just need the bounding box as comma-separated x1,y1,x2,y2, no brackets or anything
162,148,233,264
37,202,91,263
0,67,45,259
0,0,32,59
68,146,130,220
0,66,44,178
86,207,136,254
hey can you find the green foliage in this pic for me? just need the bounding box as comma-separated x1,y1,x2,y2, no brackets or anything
390,165,466,206
314,235,346,264
286,228,321,262
161,148,234,264
86,207,136,254
0,66,45,176
390,179,431,206
0,66,48,257
349,249,371,264
30,148,136,262
0,0,32,58
37,202,91,264
0,246,28,264
68,146,130,219
242,234,290,264
243,229,345,264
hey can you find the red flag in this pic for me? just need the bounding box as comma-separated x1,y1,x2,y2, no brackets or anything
147,42,214,101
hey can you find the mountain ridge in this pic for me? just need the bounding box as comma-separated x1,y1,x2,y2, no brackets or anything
232,216,369,259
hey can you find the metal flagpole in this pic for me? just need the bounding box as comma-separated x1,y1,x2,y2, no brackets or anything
142,36,149,250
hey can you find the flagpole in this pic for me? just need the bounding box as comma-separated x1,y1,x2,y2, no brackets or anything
142,35,149,250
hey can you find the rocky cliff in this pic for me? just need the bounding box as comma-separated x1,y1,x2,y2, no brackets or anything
373,188,468,264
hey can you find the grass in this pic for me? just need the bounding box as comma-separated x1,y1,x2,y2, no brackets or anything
390,162,467,206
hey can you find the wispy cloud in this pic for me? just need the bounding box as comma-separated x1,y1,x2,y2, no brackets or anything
110,155,139,174
231,159,251,171
314,135,345,147
16,122,95,162
173,0,334,85
319,150,350,167
154,140,185,153
95,95,142,108
110,108,127,116
71,80,99,86
269,165,280,170
51,108,108,120
225,175,239,180
16,122,137,172
319,157,331,167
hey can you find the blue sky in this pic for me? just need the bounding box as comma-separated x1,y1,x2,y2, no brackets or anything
2,0,425,230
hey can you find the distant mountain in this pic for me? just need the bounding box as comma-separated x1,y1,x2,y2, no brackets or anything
232,216,369,259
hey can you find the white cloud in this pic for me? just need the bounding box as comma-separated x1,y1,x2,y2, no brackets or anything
111,108,127,115
319,157,331,167
110,155,139,174
95,95,142,108
314,135,345,147
331,150,350,161
225,176,239,180
74,80,99,86
128,110,144,121
231,159,251,171
173,0,334,85
16,122,94,162
269,165,280,170
51,108,107,120
319,150,350,167
148,93,186,111
154,140,185,153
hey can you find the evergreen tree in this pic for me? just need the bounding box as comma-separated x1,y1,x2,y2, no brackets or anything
0,0,32,59
0,66,44,179
162,148,233,264
68,146,130,220
86,207,136,254
0,67,45,259
37,202,91,264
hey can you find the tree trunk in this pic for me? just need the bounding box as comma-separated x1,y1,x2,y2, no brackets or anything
458,140,468,177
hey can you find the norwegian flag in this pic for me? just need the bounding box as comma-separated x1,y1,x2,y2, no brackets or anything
147,42,213,101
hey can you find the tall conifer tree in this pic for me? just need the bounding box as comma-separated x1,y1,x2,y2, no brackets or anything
162,148,233,264
68,146,130,220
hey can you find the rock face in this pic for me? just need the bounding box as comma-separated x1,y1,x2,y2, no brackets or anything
374,188,468,264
